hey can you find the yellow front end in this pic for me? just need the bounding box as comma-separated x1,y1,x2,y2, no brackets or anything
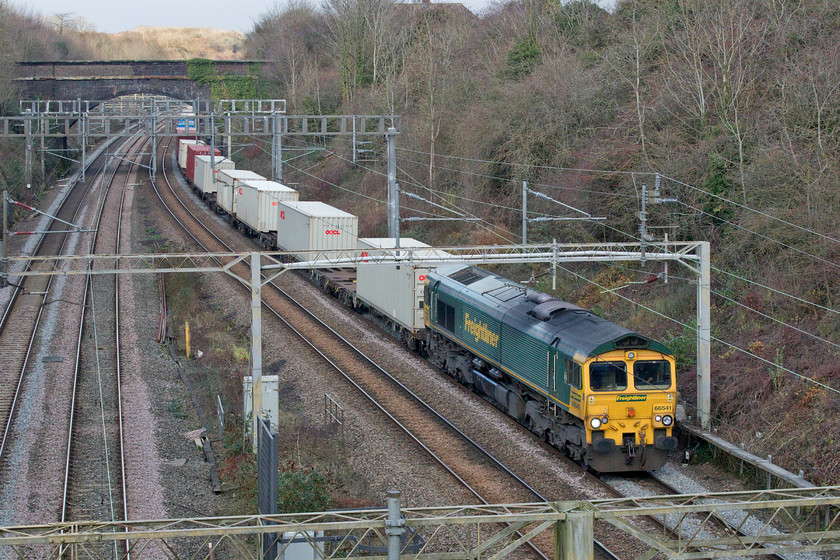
582,349,678,471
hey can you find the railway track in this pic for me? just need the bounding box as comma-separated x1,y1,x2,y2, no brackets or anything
0,135,124,470
600,470,812,560
150,138,640,560
60,133,145,555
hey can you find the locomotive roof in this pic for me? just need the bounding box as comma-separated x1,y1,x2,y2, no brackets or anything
431,264,671,359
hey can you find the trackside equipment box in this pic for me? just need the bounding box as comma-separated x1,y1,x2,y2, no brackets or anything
356,238,451,331
194,155,234,195
178,139,202,169
236,180,299,233
217,169,265,215
276,201,358,259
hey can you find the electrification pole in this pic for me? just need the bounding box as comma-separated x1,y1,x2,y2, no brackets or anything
386,127,399,245
250,252,263,451
522,181,528,245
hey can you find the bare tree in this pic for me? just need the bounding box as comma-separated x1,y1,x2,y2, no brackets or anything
663,0,764,199
603,0,658,163
251,1,325,111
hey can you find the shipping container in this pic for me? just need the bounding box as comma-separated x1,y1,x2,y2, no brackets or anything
185,144,221,184
236,180,299,233
276,201,358,258
356,238,451,331
178,139,202,169
194,155,234,195
217,169,265,215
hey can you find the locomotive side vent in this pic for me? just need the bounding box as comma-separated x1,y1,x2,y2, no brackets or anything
530,300,579,321
449,266,491,285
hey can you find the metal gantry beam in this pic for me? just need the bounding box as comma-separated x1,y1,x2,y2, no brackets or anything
2,241,712,428
0,487,836,558
0,114,401,139
19,98,288,116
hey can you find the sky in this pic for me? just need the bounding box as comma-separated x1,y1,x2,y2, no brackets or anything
18,0,500,34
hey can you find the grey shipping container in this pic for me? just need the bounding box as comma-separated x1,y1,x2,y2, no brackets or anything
178,139,202,170
218,169,265,215
276,201,357,259
236,180,299,233
194,155,234,195
356,238,451,331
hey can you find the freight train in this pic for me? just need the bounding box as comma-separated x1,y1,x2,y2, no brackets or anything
175,137,679,471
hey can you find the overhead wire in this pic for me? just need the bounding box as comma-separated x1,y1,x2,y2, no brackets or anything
712,265,840,317
553,262,840,399
660,173,840,246
674,199,840,271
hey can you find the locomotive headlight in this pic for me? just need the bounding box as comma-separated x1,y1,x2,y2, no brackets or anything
590,417,602,429
655,415,662,423
662,415,673,426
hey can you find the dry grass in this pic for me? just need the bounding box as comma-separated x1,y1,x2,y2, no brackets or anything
84,26,246,60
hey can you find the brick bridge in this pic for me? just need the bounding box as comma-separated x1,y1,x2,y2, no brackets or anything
15,60,265,101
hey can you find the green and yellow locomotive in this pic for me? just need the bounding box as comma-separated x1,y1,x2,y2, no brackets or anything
424,264,678,472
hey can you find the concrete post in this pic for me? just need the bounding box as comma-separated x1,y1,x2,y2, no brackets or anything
522,181,527,245
697,241,711,429
639,184,648,266
251,252,263,452
151,98,157,184
1,190,7,289
224,115,231,158
385,491,405,560
272,113,283,182
25,115,33,196
554,510,593,560
386,127,399,240
81,113,87,184
40,116,46,181
210,111,216,193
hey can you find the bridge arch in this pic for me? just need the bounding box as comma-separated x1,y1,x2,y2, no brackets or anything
14,60,263,103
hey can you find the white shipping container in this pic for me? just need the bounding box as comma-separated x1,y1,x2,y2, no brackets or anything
356,238,450,331
217,169,265,215
178,139,202,170
276,201,358,258
236,180,299,233
194,155,234,195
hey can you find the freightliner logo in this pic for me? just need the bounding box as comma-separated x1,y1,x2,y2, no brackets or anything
616,394,647,402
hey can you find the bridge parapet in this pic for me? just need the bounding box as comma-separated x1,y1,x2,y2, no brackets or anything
15,60,263,79
14,60,266,102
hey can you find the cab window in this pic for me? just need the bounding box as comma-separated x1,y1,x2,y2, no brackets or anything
565,360,582,390
589,361,627,391
634,361,671,388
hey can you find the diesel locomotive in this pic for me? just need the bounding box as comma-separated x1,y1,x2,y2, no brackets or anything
424,264,678,472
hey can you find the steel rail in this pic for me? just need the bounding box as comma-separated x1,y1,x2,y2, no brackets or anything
60,132,145,560
0,135,122,465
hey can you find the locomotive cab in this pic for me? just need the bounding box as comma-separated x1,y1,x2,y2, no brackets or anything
583,350,678,471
